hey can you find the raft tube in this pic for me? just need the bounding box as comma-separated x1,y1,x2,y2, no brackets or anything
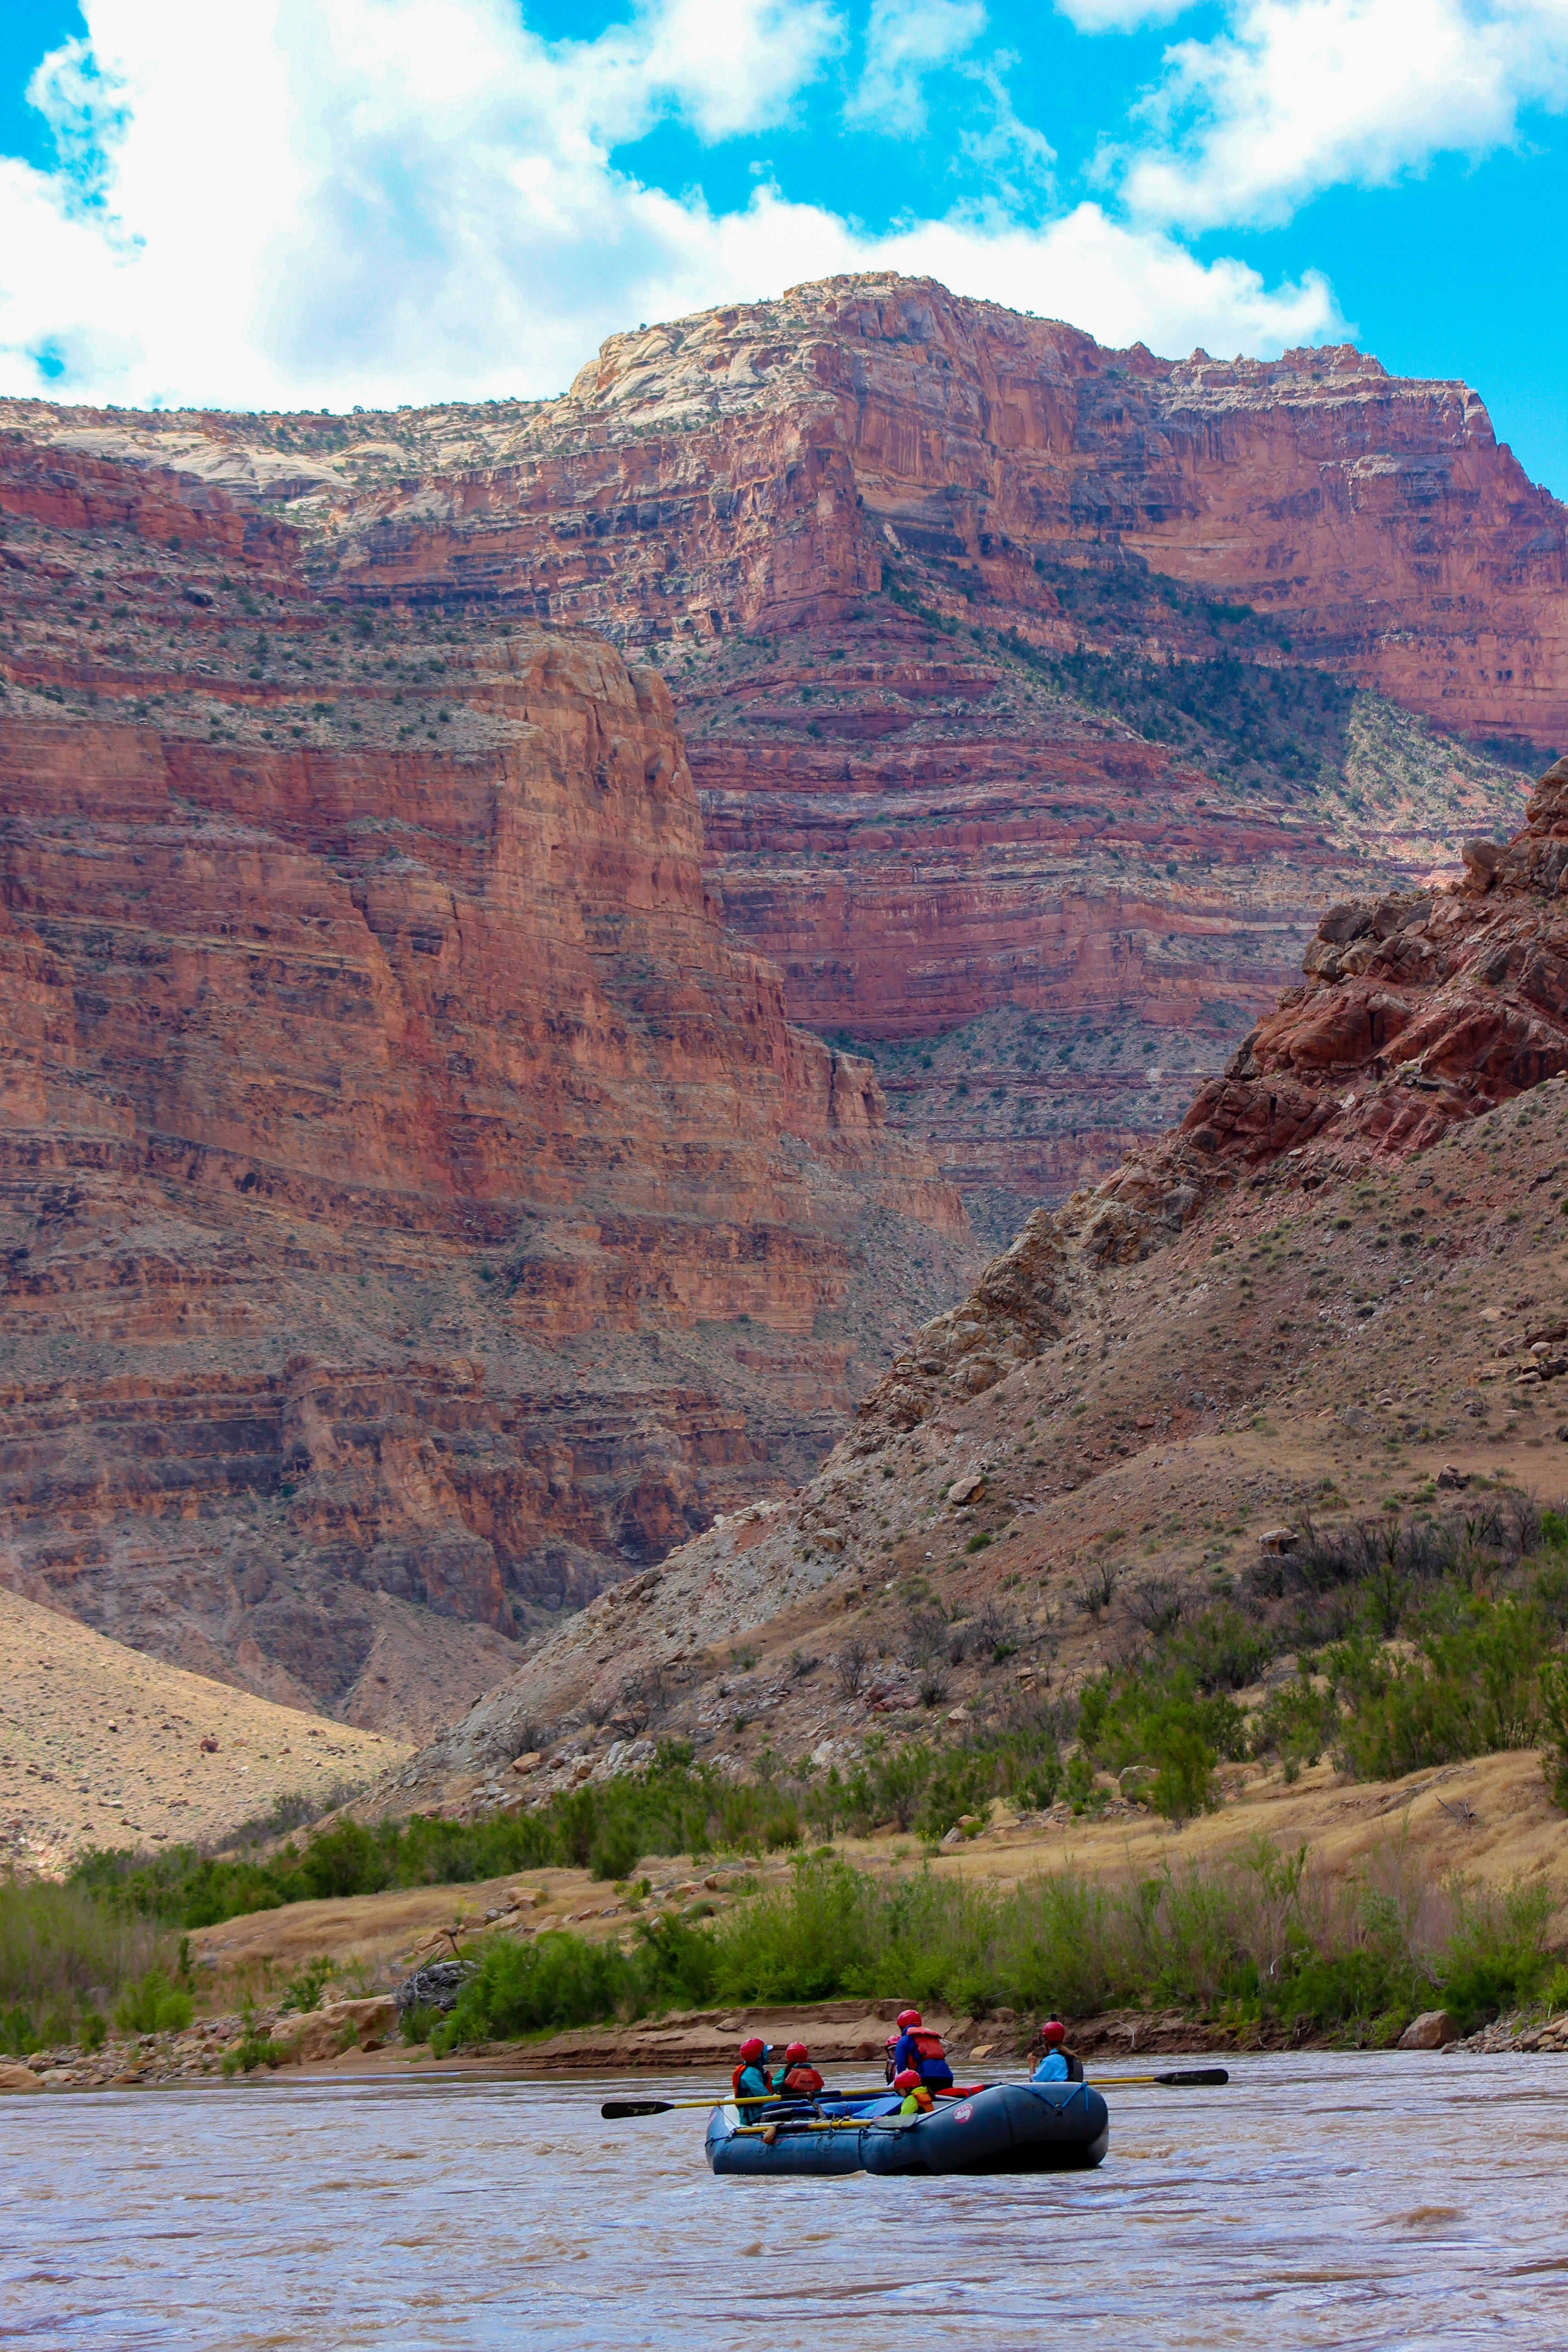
705,2082,1109,2177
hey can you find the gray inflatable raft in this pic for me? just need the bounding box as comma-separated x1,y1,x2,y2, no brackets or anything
705,2081,1109,2177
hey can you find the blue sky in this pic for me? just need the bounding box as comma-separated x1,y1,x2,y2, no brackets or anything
1,0,1564,497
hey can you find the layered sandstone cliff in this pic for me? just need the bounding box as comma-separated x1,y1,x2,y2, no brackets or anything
7,272,1549,1233
377,758,1568,1807
0,460,970,1730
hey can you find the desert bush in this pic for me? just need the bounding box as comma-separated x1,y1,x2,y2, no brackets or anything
1073,1559,1118,1618
1172,1605,1273,1694
279,1955,338,2014
1542,1656,1568,1812
972,1598,1019,1663
917,1662,949,1709
221,2001,288,2076
1126,1578,1185,1638
834,1635,872,1699
113,1966,193,2036
1333,1596,1555,1780
1249,1668,1340,1771
434,1930,644,2049
588,1816,644,1883
0,1873,165,2047
433,1842,1563,2052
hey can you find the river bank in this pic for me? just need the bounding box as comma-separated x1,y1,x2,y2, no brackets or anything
6,1986,1567,2096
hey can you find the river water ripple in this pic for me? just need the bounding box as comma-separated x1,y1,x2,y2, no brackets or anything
3,2054,1564,2348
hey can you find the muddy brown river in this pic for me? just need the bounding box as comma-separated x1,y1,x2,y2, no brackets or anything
3,2054,1564,2346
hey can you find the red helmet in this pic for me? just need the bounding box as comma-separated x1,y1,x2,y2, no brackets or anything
896,2008,921,2029
1040,2019,1065,2045
738,2036,766,2062
784,2041,808,2063
892,2068,922,2092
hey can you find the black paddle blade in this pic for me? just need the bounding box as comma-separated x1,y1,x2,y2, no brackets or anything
600,2099,673,2118
1155,2068,1229,2087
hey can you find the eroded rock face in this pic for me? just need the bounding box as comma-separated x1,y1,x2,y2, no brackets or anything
0,480,970,1731
846,755,1568,1446
376,763,1568,1798
1184,755,1568,1168
5,272,1554,1231
319,278,1568,745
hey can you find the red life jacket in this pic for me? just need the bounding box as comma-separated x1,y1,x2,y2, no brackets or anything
779,2063,824,2096
907,2027,946,2066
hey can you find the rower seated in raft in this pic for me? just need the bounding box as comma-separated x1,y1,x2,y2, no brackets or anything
774,2041,824,2097
731,2037,774,2120
1029,2018,1084,2083
884,2008,954,2092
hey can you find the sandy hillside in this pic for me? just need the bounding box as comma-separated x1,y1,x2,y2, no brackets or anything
0,1587,411,1874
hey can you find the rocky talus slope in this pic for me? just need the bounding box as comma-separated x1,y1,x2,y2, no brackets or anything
0,482,970,1733
5,271,1552,1228
375,762,1568,1813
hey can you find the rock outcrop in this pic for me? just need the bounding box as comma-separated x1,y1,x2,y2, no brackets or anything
1183,754,1568,1170
0,462,970,1731
370,753,1568,1802
316,278,1568,745
5,272,1553,1229
848,755,1568,1444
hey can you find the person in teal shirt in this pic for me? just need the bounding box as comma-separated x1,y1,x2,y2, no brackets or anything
731,2035,773,2118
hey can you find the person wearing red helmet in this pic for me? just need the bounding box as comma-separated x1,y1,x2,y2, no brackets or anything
886,2006,954,2092
1030,2017,1083,2083
731,2035,774,2118
775,2040,824,2097
893,2066,935,2116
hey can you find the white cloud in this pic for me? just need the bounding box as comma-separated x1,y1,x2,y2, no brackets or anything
0,0,1339,414
847,0,988,128
1121,0,1568,231
875,200,1338,352
1054,0,1194,28
955,55,1058,208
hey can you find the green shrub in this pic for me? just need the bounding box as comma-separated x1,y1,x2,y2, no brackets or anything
1441,1880,1556,2025
222,2004,288,2076
434,1931,642,2050
0,1873,166,2024
589,1818,644,1882
1544,1657,1568,1812
1250,1670,1340,1769
1333,1596,1555,1780
1,2004,40,2055
113,1967,194,2036
1144,1714,1218,1824
279,1955,337,2013
417,1843,1568,2051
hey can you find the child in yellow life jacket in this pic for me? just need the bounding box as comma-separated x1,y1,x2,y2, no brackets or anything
893,2067,935,2115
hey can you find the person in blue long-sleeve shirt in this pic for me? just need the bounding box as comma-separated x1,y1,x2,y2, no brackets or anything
1031,2018,1083,2082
